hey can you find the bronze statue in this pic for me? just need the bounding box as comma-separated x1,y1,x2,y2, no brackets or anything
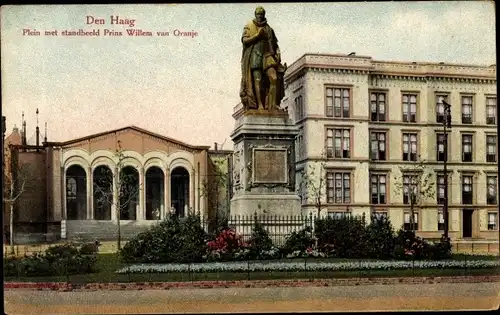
240,6,287,112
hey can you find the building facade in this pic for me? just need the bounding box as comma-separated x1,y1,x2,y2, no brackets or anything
4,124,229,242
284,53,498,241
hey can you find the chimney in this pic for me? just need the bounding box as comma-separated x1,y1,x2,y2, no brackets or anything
214,142,218,151
36,108,40,151
22,112,27,148
44,122,47,144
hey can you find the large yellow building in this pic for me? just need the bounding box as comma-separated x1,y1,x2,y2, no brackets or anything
285,53,498,243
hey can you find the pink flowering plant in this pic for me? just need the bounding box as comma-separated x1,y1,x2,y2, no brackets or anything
204,228,250,261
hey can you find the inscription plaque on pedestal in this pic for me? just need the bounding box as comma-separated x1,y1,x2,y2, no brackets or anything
253,148,287,184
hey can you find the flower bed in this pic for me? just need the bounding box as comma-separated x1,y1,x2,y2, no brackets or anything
116,259,500,274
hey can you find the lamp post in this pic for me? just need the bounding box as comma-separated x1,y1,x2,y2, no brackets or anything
2,116,5,245
2,116,5,196
442,100,452,239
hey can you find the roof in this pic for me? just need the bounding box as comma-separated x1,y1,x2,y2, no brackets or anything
285,53,496,81
5,127,22,146
45,125,211,150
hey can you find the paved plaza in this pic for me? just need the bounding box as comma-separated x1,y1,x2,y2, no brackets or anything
4,281,500,313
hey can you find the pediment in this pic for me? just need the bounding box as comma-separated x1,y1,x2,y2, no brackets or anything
60,126,207,154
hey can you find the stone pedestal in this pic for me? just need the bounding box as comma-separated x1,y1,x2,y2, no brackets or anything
230,107,302,217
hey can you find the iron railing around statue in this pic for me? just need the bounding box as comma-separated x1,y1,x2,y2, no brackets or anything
200,213,321,247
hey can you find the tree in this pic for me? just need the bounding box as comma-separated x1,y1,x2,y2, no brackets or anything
3,146,30,254
93,140,141,250
201,156,229,233
297,158,327,218
392,157,435,233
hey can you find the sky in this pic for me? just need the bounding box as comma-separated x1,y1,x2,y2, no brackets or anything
1,2,496,150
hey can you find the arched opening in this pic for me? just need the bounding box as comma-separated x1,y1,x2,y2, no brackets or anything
120,166,139,220
171,166,190,217
93,165,113,220
66,165,87,220
146,166,165,220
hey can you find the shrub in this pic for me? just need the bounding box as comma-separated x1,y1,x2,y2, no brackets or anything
205,228,248,261
177,214,209,263
365,215,396,259
395,229,427,260
79,241,100,255
281,226,315,255
248,220,274,259
315,216,369,258
423,235,452,260
120,213,208,263
3,243,98,277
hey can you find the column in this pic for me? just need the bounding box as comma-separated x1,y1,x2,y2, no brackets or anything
61,166,66,220
164,168,170,218
194,171,198,211
190,169,195,213
112,168,118,221
86,167,92,219
61,166,67,239
139,166,145,220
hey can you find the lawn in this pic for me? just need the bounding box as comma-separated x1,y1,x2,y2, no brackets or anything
4,253,500,284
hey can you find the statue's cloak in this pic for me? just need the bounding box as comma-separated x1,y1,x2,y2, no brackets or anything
239,20,260,110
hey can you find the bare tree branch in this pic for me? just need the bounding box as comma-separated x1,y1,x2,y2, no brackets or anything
297,152,328,217
392,156,436,232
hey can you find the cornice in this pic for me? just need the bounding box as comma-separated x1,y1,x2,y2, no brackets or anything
285,54,496,84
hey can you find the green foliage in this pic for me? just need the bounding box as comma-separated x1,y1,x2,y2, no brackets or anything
248,219,273,258
315,216,368,258
366,215,396,259
395,229,428,260
119,213,208,263
425,236,452,260
281,226,315,255
3,243,98,277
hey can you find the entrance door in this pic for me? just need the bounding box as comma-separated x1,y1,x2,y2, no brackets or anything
462,209,473,238
171,167,190,217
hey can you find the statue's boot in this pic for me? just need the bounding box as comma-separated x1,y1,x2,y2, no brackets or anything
255,83,264,110
268,84,277,110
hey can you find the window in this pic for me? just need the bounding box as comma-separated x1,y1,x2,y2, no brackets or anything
402,133,418,161
296,129,304,160
373,211,388,220
326,128,350,158
461,95,473,124
486,97,496,125
402,94,417,122
371,174,387,204
294,95,304,121
487,176,497,205
370,132,386,160
328,212,351,219
462,175,473,204
436,133,447,161
486,135,497,162
66,177,77,200
461,134,473,162
437,174,445,204
326,171,351,204
404,212,419,230
403,175,418,205
436,95,448,123
438,210,445,231
326,87,350,118
488,213,497,230
370,92,386,121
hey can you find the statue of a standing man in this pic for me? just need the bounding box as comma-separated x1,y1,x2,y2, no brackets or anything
240,6,286,111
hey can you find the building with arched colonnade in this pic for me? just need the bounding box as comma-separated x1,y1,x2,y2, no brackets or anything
4,125,231,242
